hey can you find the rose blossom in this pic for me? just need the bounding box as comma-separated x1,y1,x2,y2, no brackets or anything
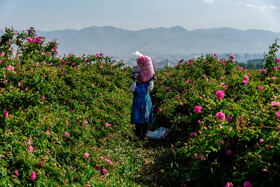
226,150,232,156
28,146,34,152
194,106,202,113
7,65,15,70
216,90,225,99
30,171,36,180
225,182,233,187
28,37,34,42
4,110,8,118
243,181,252,187
227,116,232,123
34,36,42,44
244,75,249,82
65,132,70,137
216,112,226,121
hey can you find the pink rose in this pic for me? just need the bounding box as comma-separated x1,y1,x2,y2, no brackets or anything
65,132,70,137
14,170,19,176
226,150,232,156
243,181,252,187
230,54,235,59
242,80,248,84
227,116,232,123
102,168,107,175
28,37,34,42
7,65,15,70
194,106,202,113
225,182,233,187
216,112,225,121
85,153,89,158
216,90,225,99
4,110,8,118
34,36,42,44
30,171,36,180
276,58,280,63
28,146,34,152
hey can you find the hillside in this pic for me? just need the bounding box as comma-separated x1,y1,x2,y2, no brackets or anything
32,26,280,57
1,27,280,186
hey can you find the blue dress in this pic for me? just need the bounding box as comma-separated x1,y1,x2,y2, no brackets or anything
131,82,153,124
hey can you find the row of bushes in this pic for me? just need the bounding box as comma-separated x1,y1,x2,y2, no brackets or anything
150,39,280,186
0,27,136,186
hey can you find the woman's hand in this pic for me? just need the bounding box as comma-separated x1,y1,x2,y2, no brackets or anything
129,81,137,92
148,80,154,91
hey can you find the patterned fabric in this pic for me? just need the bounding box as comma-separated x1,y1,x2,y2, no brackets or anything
137,56,155,82
130,82,153,124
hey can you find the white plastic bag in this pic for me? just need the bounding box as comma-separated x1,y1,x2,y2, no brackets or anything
146,127,168,139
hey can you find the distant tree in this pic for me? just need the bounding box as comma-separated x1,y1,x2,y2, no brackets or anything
247,58,263,69
247,59,262,64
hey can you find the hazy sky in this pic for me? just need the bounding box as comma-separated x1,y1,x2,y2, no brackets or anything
0,0,279,32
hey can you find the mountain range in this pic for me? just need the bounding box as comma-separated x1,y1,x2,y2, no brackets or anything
1,26,279,57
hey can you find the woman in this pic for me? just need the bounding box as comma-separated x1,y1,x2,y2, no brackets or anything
129,72,155,138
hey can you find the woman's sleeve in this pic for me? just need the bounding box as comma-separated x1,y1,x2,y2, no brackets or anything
129,80,136,92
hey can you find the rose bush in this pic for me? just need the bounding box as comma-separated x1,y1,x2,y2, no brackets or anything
0,28,135,186
149,42,280,186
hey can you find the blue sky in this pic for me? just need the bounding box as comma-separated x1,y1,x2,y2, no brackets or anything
0,0,279,32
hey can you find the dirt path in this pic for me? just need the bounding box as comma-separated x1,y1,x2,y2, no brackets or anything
130,137,172,186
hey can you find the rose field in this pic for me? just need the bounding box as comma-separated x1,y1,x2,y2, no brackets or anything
0,27,280,186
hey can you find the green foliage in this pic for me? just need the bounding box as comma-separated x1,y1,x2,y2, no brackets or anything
264,38,280,77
